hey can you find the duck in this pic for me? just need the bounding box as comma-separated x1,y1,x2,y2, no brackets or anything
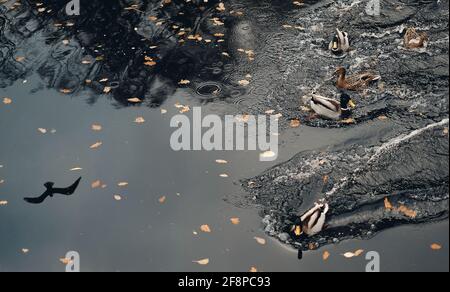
334,67,381,91
303,93,356,120
291,201,330,238
404,28,429,49
329,28,350,55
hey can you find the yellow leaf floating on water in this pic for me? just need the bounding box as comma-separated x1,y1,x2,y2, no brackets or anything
70,167,83,171
290,119,301,128
158,196,166,204
238,80,250,86
254,237,266,245
342,249,364,258
127,97,142,103
193,258,210,266
90,142,103,149
323,251,331,261
215,159,228,164
134,117,145,124
37,128,47,134
249,267,258,272
431,243,442,250
60,89,72,94
113,195,122,201
219,174,229,178
178,79,191,85
0,201,8,206
200,225,212,233
118,182,129,187
2,97,12,105
91,180,102,189
103,86,112,94
91,124,102,131
230,218,240,225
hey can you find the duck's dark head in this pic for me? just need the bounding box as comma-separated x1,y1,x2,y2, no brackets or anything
340,93,356,118
331,35,340,51
44,182,54,189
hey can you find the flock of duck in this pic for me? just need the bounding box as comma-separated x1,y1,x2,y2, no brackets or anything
291,27,429,241
302,27,428,121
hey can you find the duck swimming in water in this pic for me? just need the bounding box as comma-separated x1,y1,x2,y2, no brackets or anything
329,29,350,55
404,28,429,49
291,201,329,238
304,93,356,120
334,67,381,91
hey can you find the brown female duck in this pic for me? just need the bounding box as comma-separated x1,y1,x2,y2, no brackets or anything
334,67,381,91
404,28,429,49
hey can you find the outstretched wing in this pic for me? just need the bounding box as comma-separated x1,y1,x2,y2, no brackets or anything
53,177,82,196
24,193,49,204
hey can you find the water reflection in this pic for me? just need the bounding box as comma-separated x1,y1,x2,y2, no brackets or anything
0,0,241,107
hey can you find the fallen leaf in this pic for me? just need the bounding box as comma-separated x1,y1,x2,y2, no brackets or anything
103,86,112,94
60,89,72,94
323,251,331,261
178,79,191,85
230,218,240,225
118,182,129,187
384,197,394,210
290,119,301,128
90,142,103,149
127,97,142,103
2,97,12,105
37,128,47,134
113,195,122,201
0,201,8,206
249,267,258,272
161,109,168,114
431,243,442,250
158,196,166,204
91,124,102,131
15,56,25,62
260,151,276,159
215,159,228,164
219,174,229,178
343,249,364,258
200,225,212,233
91,180,102,189
69,167,82,172
238,80,250,86
254,237,266,245
193,258,210,266
134,117,145,124
22,249,29,254
378,115,389,121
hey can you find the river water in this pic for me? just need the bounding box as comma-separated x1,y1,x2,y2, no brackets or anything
1,0,448,272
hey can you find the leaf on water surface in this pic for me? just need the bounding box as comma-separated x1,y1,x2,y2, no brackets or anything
2,97,12,105
323,251,331,261
158,196,166,204
114,195,122,201
37,128,47,134
70,167,83,172
216,2,226,12
134,117,146,124
178,79,191,85
118,182,129,187
290,119,301,128
22,249,29,254
254,237,266,245
161,109,168,114
378,115,389,121
15,56,25,62
250,267,258,272
260,151,276,160
0,201,8,206
384,197,394,210
91,180,102,189
103,87,112,94
127,98,142,103
238,80,250,86
90,142,103,149
216,159,228,164
0,179,5,184
342,249,364,259
431,244,442,250
91,124,102,131
60,89,72,94
193,259,210,266
219,174,229,178
200,225,212,233
230,218,240,225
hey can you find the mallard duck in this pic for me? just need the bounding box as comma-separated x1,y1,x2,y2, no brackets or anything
304,93,356,120
291,201,329,238
329,29,350,55
404,28,429,49
334,67,381,91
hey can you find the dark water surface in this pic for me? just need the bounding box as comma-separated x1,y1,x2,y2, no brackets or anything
0,76,448,272
1,0,449,272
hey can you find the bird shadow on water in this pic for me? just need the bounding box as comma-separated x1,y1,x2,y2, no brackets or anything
24,177,82,204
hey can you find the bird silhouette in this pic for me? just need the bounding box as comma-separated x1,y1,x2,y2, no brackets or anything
24,177,82,204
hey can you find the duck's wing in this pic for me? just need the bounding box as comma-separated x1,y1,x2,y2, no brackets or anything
24,191,50,204
53,177,82,196
311,95,340,112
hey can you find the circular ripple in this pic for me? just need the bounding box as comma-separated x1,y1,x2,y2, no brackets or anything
195,82,223,100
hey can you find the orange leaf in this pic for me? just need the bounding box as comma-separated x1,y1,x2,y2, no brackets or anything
431,243,442,250
200,225,212,233
254,237,266,245
90,142,103,149
230,218,240,225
